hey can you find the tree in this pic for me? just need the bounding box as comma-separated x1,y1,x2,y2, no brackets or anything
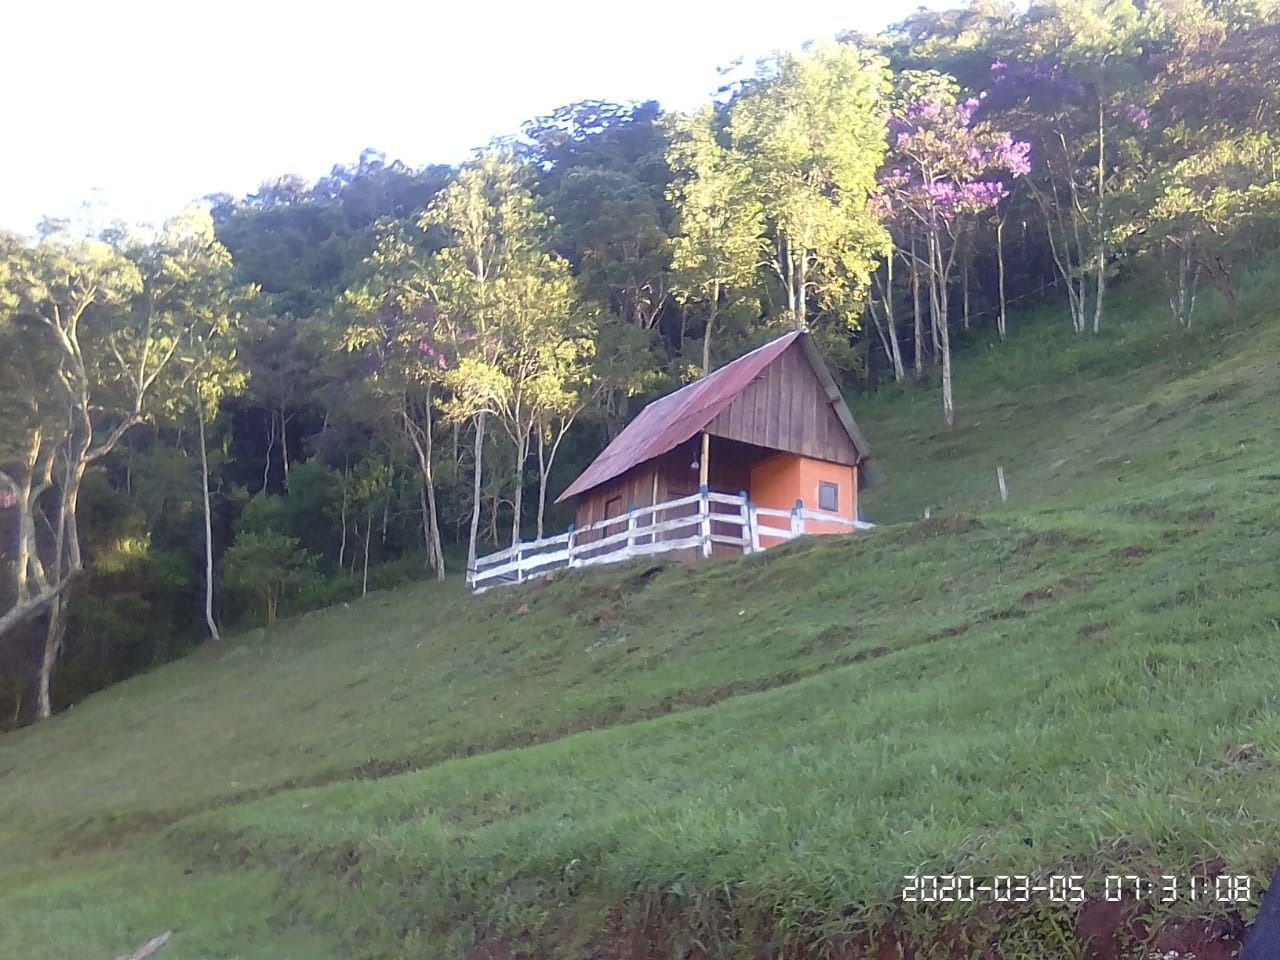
729,43,892,330
877,82,1030,425
340,219,452,580
165,216,252,644
981,1,1151,334
666,106,766,375
424,148,594,553
0,210,250,716
523,101,675,335
346,456,392,597
1115,132,1280,327
221,529,315,626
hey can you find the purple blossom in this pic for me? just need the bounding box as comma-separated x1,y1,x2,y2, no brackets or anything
959,180,1008,209
990,60,1007,75
991,134,1032,177
1124,103,1151,129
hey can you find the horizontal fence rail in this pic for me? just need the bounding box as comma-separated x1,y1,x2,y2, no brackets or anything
467,489,874,593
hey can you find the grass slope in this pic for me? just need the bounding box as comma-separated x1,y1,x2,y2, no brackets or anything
4,271,1280,958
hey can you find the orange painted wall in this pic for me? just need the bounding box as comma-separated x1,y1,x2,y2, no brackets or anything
748,453,858,546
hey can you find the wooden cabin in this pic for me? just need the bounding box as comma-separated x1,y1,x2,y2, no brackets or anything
556,330,881,552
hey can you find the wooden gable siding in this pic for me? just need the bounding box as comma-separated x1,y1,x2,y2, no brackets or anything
706,340,859,466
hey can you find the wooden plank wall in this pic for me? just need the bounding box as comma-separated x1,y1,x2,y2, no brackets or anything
573,438,760,550
706,341,859,466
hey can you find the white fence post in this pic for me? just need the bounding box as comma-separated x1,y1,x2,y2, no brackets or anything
699,484,712,558
566,523,577,569
626,506,637,554
749,502,761,552
513,540,524,583
738,490,752,554
791,498,804,540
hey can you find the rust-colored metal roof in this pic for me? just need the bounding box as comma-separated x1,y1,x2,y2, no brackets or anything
557,330,880,503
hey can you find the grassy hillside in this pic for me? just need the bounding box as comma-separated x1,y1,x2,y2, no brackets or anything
4,271,1280,959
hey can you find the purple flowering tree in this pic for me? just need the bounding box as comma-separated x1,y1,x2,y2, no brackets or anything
877,89,1030,426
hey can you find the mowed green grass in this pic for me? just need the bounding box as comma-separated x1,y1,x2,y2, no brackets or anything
4,270,1280,958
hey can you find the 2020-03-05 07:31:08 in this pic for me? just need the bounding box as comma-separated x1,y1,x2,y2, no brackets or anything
902,874,1254,903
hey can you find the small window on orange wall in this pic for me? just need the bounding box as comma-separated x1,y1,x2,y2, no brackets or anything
818,481,839,512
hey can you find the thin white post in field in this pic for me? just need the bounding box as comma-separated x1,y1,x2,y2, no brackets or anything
997,466,1009,503
699,484,712,558
791,499,804,539
738,490,752,554
626,505,637,555
566,524,577,568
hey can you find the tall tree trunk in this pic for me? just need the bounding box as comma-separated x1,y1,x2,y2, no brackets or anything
996,214,1008,342
1092,97,1107,335
702,282,720,376
911,234,924,376
338,462,349,570
418,484,439,577
36,594,65,720
510,432,527,548
930,287,941,358
466,412,485,575
36,437,87,720
403,401,445,581
928,231,955,428
197,402,221,645
961,261,971,331
780,235,798,326
262,410,275,493
795,249,808,330
36,455,74,720
279,405,291,487
536,436,548,541
381,458,392,544
874,258,905,381
362,513,372,597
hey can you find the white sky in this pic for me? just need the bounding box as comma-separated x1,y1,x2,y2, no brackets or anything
4,0,960,234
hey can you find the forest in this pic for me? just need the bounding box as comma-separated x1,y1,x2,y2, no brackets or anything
3,0,1279,728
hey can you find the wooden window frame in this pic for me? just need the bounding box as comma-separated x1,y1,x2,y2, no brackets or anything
817,480,839,513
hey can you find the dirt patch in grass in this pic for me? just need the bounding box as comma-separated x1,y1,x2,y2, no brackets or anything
1013,529,1096,556
1114,545,1153,561
1020,587,1055,605
1079,622,1111,638
53,809,184,856
984,607,1029,622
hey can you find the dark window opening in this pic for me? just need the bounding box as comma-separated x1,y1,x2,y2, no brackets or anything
818,481,839,512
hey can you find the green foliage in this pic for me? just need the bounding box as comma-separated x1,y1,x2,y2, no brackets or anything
4,268,1280,956
729,42,892,329
665,106,766,371
221,529,316,627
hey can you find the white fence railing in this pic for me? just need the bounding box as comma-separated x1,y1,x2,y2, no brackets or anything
467,489,874,592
